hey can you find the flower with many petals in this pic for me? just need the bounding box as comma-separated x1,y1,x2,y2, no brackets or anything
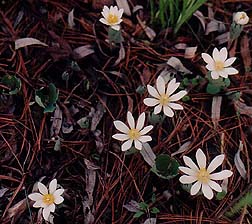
112,111,153,151
99,6,123,31
202,47,238,80
233,12,249,25
28,179,64,221
179,148,233,200
143,76,187,117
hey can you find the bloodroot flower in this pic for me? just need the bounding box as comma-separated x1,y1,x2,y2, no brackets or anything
28,179,64,221
179,149,233,200
202,47,238,80
233,12,249,25
99,5,124,30
112,111,153,151
143,76,187,117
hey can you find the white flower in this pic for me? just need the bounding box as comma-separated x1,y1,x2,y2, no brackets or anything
28,179,64,221
112,111,153,151
179,148,233,200
143,76,187,117
233,11,249,25
202,47,238,80
99,5,123,31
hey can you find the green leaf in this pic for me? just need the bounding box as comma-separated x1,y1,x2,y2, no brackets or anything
136,85,146,95
223,78,231,87
133,211,145,218
216,190,227,200
108,27,123,44
206,83,221,95
148,112,165,125
139,202,148,210
1,75,21,95
77,117,90,129
151,207,160,214
151,154,179,179
151,193,156,203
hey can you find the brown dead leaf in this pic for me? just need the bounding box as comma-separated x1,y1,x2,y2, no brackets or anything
211,96,222,129
234,100,252,117
15,38,48,50
116,0,131,16
72,45,95,60
241,35,251,72
6,199,27,221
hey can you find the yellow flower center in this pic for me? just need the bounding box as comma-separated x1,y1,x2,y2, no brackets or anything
107,13,119,24
240,13,246,20
159,94,169,106
197,168,210,183
42,194,55,205
215,61,224,71
128,128,140,140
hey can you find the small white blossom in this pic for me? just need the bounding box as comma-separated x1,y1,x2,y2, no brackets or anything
233,11,249,25
179,148,233,200
99,6,123,30
112,111,153,151
202,47,238,79
143,76,187,117
28,179,64,221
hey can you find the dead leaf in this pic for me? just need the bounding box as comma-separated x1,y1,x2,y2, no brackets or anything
68,9,75,28
136,15,156,41
133,5,143,14
234,141,247,179
174,43,187,50
7,199,26,219
140,143,156,167
215,32,230,45
144,218,157,224
167,57,192,74
114,43,125,66
234,100,252,118
123,200,140,212
91,99,106,132
116,0,131,16
241,35,252,72
0,188,8,198
15,37,48,50
211,96,222,129
184,46,197,59
171,141,191,157
193,10,206,31
72,45,94,60
50,104,62,137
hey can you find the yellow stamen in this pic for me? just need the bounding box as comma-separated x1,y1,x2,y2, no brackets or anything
159,94,169,106
215,61,224,71
42,194,55,205
197,168,210,183
128,128,140,140
240,13,246,20
107,13,119,24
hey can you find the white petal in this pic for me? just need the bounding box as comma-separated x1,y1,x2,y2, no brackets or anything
49,204,55,213
134,140,142,150
156,76,166,95
163,106,174,117
179,175,197,184
210,170,233,180
136,112,145,130
111,25,120,31
54,195,64,204
138,135,152,142
101,11,108,20
154,104,162,114
183,156,199,171
190,181,202,195
168,103,183,110
127,111,135,129
224,57,236,67
38,182,48,195
179,166,197,176
206,63,215,71
113,121,129,134
201,53,214,65
112,133,129,141
196,148,206,169
211,71,219,79
49,179,57,194
53,189,64,198
207,154,224,173
140,125,153,135
224,67,239,75
28,193,43,201
166,78,180,96
42,207,51,221
219,70,228,78
213,48,220,61
202,184,214,199
121,139,133,151
118,8,124,18
143,98,159,107
99,18,109,25
169,91,187,101
208,180,222,192
219,47,228,62
147,85,160,98
33,200,43,208
103,6,110,15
